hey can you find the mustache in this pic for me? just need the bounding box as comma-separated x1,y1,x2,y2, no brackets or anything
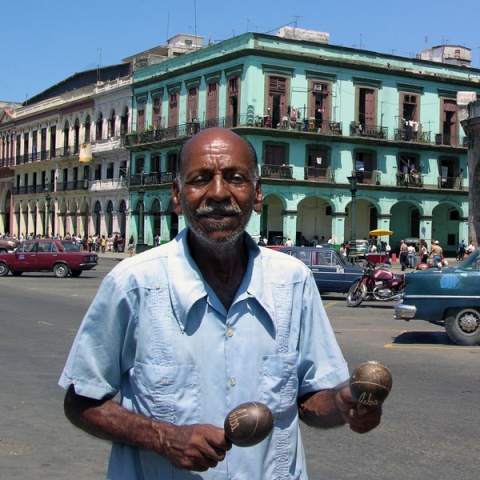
196,204,242,217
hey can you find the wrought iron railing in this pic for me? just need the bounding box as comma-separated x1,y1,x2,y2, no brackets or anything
350,122,388,139
304,166,335,182
261,164,293,179
396,172,424,187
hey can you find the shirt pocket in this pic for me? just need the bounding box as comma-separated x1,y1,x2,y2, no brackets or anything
130,363,199,425
261,352,299,418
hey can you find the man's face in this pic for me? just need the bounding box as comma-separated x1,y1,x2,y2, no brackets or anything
172,129,262,245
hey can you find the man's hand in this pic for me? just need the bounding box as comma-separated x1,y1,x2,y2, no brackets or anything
336,386,382,433
155,423,232,472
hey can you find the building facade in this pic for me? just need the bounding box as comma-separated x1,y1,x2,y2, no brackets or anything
0,65,132,241
126,28,480,255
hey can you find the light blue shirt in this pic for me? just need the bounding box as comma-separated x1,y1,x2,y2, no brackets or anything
59,229,349,479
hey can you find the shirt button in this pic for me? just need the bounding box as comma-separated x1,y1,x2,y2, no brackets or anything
229,377,236,386
161,378,168,384
226,328,234,337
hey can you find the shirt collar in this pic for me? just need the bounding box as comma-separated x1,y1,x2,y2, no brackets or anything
168,229,276,332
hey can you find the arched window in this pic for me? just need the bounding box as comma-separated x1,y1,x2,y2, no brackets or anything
108,110,116,137
74,119,80,154
63,121,70,155
85,115,91,143
96,113,103,141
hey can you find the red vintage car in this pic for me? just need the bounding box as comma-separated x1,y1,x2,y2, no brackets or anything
0,239,98,278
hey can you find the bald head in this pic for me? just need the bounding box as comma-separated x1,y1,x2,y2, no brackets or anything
176,128,258,186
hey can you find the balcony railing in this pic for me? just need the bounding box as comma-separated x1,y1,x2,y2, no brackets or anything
394,129,431,143
350,122,388,139
438,176,463,190
261,164,293,179
56,180,88,192
355,170,381,185
129,171,175,187
304,166,335,182
396,172,424,187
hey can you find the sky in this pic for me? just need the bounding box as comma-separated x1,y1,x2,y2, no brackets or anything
2,0,480,103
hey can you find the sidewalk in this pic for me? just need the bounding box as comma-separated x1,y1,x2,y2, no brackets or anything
376,256,461,273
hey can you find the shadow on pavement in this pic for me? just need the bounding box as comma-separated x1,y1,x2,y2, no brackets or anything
392,330,453,345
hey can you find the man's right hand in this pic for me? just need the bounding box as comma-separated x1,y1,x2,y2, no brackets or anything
156,423,232,472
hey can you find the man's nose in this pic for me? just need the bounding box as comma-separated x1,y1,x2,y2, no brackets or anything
208,174,231,200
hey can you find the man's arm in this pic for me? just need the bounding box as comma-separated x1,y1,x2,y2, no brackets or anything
64,385,232,472
298,386,382,434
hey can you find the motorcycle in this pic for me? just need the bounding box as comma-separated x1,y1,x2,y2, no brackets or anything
347,261,405,307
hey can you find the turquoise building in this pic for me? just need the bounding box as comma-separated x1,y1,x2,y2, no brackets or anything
126,29,480,255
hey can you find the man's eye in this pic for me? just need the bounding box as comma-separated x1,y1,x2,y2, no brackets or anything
229,174,247,184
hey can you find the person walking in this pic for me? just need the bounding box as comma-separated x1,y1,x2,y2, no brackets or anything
399,239,408,271
127,235,135,257
59,128,383,480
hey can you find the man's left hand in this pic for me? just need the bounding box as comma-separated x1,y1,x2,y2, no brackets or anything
336,387,382,433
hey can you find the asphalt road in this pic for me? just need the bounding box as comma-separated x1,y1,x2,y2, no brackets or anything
0,257,478,480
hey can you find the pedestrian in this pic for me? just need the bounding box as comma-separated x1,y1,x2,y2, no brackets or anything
457,239,466,260
113,235,119,253
399,239,408,271
59,128,383,479
127,235,135,257
285,237,293,247
429,240,444,267
419,240,429,264
466,240,475,255
407,244,415,268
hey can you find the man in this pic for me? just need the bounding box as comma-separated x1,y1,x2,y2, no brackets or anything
457,239,466,260
399,239,408,271
59,128,382,479
429,240,443,267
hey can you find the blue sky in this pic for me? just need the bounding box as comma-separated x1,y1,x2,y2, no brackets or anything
2,0,479,103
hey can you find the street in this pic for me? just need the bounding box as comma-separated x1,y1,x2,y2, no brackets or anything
0,256,478,480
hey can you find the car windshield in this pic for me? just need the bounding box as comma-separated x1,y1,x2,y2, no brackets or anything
459,249,480,271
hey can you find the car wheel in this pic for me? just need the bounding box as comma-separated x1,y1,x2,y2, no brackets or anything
70,270,82,277
347,281,367,307
11,271,23,276
445,309,480,346
53,263,69,278
0,262,9,277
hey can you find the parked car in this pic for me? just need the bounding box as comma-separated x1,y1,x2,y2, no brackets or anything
0,238,20,253
0,239,98,278
394,249,480,346
347,239,370,260
279,247,364,293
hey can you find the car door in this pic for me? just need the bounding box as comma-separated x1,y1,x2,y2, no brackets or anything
310,250,346,292
35,241,57,270
15,242,38,271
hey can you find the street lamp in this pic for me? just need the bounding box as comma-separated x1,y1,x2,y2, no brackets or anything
44,188,51,238
135,172,148,253
347,174,360,257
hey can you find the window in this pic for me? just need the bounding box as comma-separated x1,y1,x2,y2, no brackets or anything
187,87,198,122
267,76,288,129
206,83,218,127
264,144,286,165
357,87,376,128
441,99,458,146
73,119,80,154
168,92,179,128
307,146,330,179
152,96,162,128
108,110,116,137
354,151,376,184
96,114,103,140
85,116,91,143
94,164,102,181
136,157,145,174
137,99,145,133
310,82,330,131
106,162,114,180
151,155,161,173
63,121,70,154
402,94,418,122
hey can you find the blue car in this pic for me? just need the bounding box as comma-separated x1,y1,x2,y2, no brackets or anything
394,249,480,346
279,247,364,294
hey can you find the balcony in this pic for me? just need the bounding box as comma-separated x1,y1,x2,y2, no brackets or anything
129,171,174,187
354,170,381,185
56,180,88,192
261,164,293,179
350,122,388,139
396,172,424,187
394,128,431,143
304,166,335,183
438,176,463,190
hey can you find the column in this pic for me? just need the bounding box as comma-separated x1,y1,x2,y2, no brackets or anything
282,210,297,244
330,212,347,247
458,217,469,244
419,216,433,243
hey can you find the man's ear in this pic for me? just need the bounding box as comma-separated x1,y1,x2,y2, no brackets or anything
253,179,263,213
172,179,183,215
